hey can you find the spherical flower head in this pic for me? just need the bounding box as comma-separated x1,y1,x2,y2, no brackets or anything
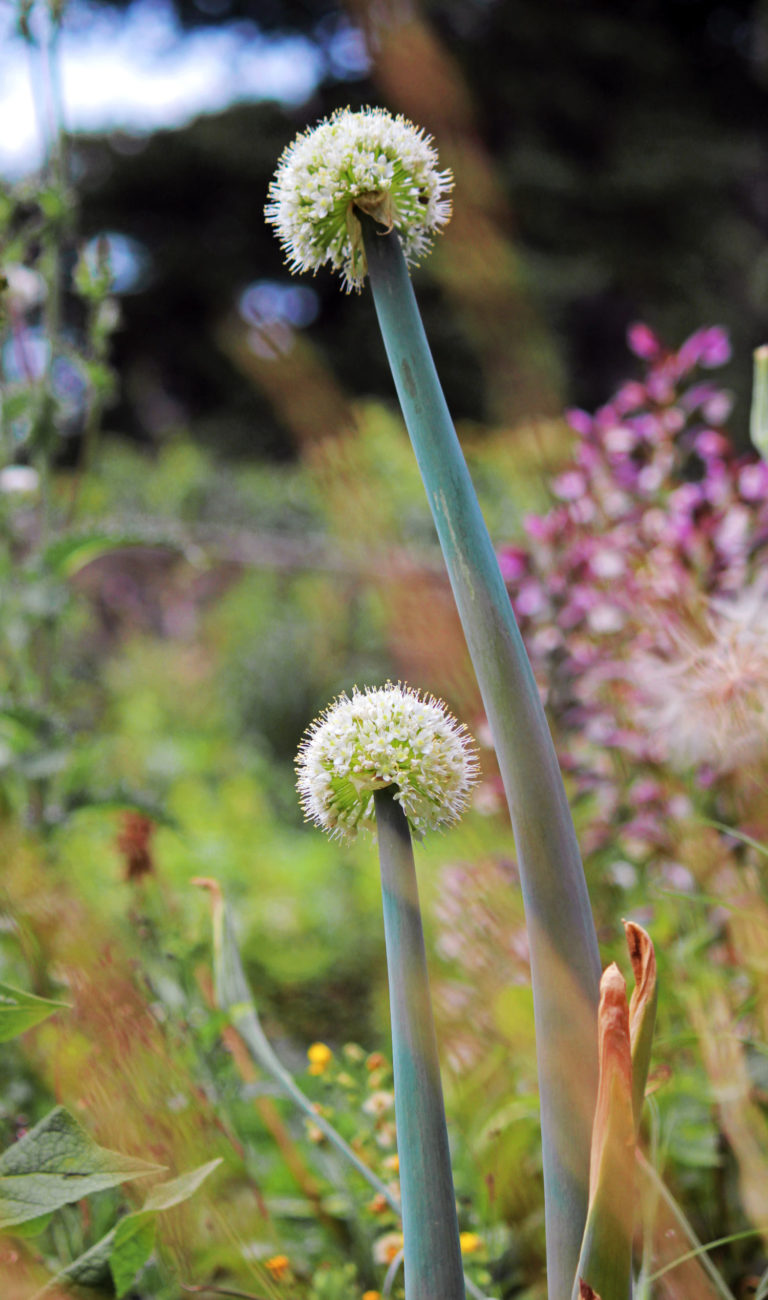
296,683,478,840
265,107,453,292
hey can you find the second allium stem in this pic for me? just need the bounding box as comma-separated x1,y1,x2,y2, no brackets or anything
375,784,465,1300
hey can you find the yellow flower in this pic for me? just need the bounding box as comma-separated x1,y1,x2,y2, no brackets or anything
307,1042,333,1075
363,1293,381,1300
265,1254,291,1281
459,1232,483,1255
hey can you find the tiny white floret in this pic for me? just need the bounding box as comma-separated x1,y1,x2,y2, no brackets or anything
0,465,40,495
265,107,453,291
296,682,478,840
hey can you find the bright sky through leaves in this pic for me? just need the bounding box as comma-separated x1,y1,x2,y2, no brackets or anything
0,0,357,177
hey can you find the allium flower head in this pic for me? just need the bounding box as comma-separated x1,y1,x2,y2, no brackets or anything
265,107,453,291
296,683,478,840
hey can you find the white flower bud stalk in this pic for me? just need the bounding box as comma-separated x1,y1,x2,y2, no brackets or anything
266,107,453,291
296,682,478,840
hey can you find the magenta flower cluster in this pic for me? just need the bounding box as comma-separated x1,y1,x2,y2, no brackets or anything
497,323,768,864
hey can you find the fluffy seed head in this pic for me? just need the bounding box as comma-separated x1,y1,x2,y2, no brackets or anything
634,583,768,772
265,107,453,291
296,682,478,840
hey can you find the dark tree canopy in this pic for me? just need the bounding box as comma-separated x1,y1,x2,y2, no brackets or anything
68,0,768,455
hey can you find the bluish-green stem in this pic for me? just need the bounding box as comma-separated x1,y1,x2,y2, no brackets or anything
363,218,602,1299
374,785,465,1300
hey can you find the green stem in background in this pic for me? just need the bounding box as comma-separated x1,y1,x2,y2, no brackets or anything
196,879,399,1211
750,344,768,461
374,785,465,1300
362,217,602,1298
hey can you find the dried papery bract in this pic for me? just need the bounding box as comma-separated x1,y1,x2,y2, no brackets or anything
576,963,635,1300
625,919,657,1131
574,924,656,1300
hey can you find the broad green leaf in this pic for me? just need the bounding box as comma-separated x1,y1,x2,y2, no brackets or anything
0,1107,162,1229
53,1227,116,1288
111,1213,156,1298
0,981,68,1042
10,1211,53,1237
40,1159,222,1299
109,1161,222,1295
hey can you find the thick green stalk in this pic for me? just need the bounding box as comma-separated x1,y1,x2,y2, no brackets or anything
363,219,602,1298
374,785,465,1300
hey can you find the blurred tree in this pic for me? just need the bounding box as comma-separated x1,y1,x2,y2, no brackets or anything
69,0,768,455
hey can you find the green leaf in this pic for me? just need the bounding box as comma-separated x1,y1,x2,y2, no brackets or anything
0,981,68,1042
41,533,150,579
10,1211,53,1238
38,1159,221,1298
54,1227,116,1288
109,1164,223,1300
140,1157,222,1213
110,1213,156,1298
0,1106,162,1229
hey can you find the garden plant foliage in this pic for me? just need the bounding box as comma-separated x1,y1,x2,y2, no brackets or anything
2,8,768,1299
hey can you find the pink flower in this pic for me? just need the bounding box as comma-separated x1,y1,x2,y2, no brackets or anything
552,470,587,501
677,326,731,371
566,408,593,436
627,322,661,360
738,461,768,501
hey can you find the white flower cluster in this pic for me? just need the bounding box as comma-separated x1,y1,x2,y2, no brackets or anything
265,107,453,291
296,683,478,840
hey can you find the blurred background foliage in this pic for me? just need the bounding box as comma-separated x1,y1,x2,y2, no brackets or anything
3,0,768,1296
39,0,768,456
